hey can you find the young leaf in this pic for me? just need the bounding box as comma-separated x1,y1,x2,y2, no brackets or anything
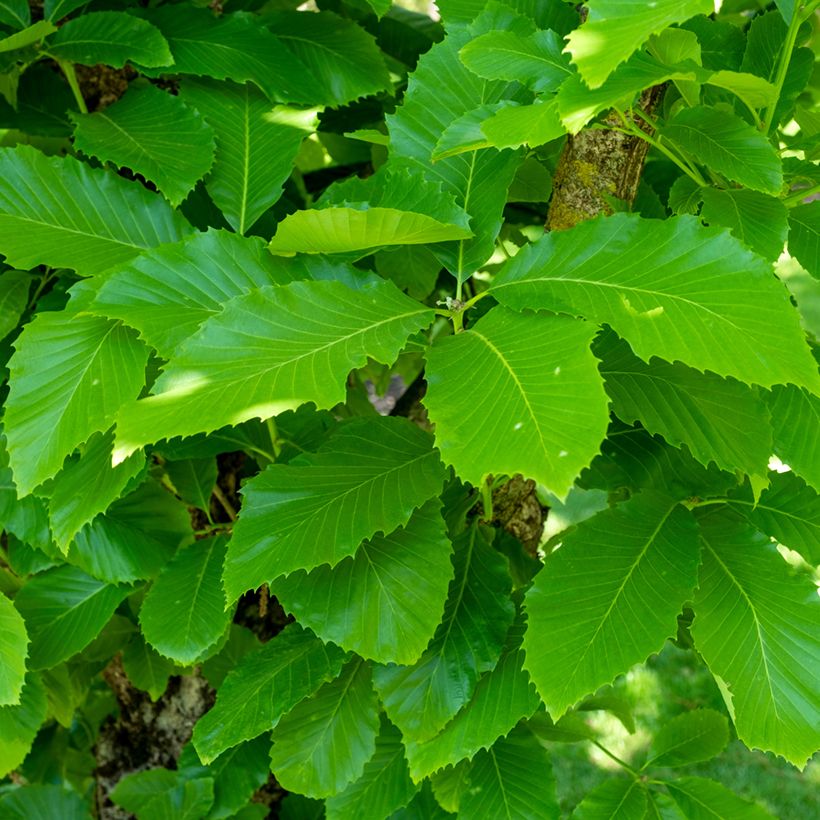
0,674,47,778
0,785,89,820
666,776,775,820
0,593,27,707
692,511,820,767
268,205,472,256
0,146,191,275
113,280,435,461
90,230,310,358
565,0,711,88
266,10,391,106
192,622,347,764
459,29,572,93
14,565,131,670
490,213,820,393
140,536,232,665
387,24,523,281
424,307,609,496
5,312,149,496
571,778,647,819
658,106,783,195
121,634,178,701
45,11,173,68
403,614,541,781
268,658,380,798
524,492,700,719
47,429,145,553
271,499,452,665
68,476,190,585
730,471,820,566
325,714,419,820
595,331,772,479
145,6,323,104
374,523,515,744
767,386,820,492
644,709,729,768
111,769,214,820
71,85,215,208
788,201,820,280
181,79,316,235
458,726,558,819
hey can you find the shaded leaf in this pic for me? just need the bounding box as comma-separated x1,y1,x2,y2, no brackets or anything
0,270,30,340
140,536,232,665
181,79,316,234
192,622,347,764
0,674,46,778
789,201,820,280
121,634,177,701
114,280,434,462
0,1,28,28
71,84,215,208
0,145,191,275
268,658,380,798
692,510,820,767
645,709,729,768
164,458,217,517
571,778,647,819
374,523,515,743
271,499,452,664
666,776,775,820
524,492,700,719
5,312,149,495
14,565,131,670
111,768,214,820
0,785,88,820
491,213,820,392
767,385,820,492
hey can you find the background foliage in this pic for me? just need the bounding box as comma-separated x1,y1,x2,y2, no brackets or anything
0,0,819,818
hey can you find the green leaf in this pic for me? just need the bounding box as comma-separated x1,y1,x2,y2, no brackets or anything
0,674,46,778
0,20,55,53
691,510,820,767
0,145,191,275
268,204,472,256
458,725,558,819
47,429,145,553
699,188,788,262
5,312,149,496
111,769,214,820
45,11,173,68
0,785,89,820
326,714,419,820
789,201,820,280
145,6,322,104
90,230,308,359
164,458,216,517
387,24,523,282
730,471,820,566
565,0,711,88
121,634,178,701
0,270,30,341
374,523,515,744
271,499,452,664
0,593,27,707
666,776,775,820
481,99,566,151
266,11,391,106
524,492,700,719
44,1,89,22
658,106,783,195
140,536,231,665
490,213,820,393
181,79,316,235
14,565,130,670
404,613,541,781
571,778,647,819
424,306,609,495
268,658,380,798
595,330,772,479
0,1,29,29
71,85,215,208
459,29,572,93
645,709,729,768
375,245,441,300
767,386,820,492
192,622,347,764
68,476,190,584
113,280,435,462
